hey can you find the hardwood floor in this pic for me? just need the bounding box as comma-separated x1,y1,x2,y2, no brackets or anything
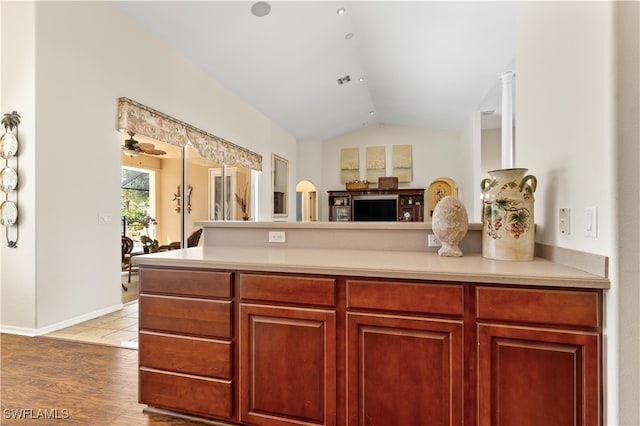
0,333,223,425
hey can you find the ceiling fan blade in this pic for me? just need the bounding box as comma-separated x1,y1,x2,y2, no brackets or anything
147,149,167,155
134,143,166,155
135,142,155,150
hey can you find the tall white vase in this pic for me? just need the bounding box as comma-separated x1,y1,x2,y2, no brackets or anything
481,168,537,261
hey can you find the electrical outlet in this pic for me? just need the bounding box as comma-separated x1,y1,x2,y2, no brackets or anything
268,231,286,243
427,234,441,247
559,208,570,235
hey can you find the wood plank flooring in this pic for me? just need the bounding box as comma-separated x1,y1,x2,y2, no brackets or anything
0,333,221,425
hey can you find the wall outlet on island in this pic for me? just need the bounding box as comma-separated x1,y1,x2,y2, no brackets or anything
427,234,441,247
268,231,286,243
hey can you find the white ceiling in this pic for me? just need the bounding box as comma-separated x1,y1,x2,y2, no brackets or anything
113,1,521,141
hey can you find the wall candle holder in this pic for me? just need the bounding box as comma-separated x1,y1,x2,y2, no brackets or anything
0,111,21,248
173,185,192,213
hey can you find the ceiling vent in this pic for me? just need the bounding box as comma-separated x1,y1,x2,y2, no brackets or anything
337,75,351,85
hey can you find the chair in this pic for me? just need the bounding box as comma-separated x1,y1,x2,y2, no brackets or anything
187,228,203,247
157,228,203,251
121,236,134,291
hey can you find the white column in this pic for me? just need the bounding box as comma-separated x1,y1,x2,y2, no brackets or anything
182,144,189,248
501,71,515,169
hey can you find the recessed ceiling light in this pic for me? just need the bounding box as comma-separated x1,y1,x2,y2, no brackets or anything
345,33,354,40
359,77,365,82
337,8,346,15
251,2,271,17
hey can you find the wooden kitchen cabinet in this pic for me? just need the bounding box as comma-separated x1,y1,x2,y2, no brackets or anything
137,267,603,426
138,268,236,421
347,313,463,426
476,286,602,426
239,273,337,426
346,279,465,426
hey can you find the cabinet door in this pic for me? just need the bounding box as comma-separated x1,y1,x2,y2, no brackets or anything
240,304,336,426
347,313,464,426
477,324,600,426
331,205,351,222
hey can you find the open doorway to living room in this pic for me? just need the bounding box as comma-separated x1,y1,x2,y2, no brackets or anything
121,165,157,297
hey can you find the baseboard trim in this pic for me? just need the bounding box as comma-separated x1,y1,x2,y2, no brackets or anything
143,406,234,425
0,303,124,337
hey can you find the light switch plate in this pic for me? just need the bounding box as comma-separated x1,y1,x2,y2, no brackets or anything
584,207,597,238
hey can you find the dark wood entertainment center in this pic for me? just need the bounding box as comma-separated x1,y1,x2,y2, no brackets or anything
328,188,425,222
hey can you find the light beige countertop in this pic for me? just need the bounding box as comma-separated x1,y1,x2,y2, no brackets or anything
133,246,610,289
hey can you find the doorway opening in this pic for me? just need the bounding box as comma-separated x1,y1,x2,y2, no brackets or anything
121,166,157,249
295,180,318,222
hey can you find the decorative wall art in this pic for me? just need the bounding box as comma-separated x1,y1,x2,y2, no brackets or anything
340,147,360,184
173,185,192,214
392,144,413,182
427,177,459,219
0,111,20,248
366,146,386,183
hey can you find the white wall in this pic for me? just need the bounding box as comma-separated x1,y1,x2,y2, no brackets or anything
516,2,638,424
311,123,470,221
0,1,296,333
297,141,324,196
462,111,482,222
517,2,614,255
0,1,37,332
481,128,502,176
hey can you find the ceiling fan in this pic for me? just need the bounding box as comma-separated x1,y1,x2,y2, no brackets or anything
122,131,167,156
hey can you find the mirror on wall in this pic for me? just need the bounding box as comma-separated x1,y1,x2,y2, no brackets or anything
272,153,288,217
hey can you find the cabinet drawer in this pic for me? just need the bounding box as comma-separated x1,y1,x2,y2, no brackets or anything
140,368,233,420
140,294,232,338
347,279,464,316
140,268,232,298
139,331,232,379
240,273,336,306
476,287,600,328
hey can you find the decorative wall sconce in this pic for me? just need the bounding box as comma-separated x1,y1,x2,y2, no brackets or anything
0,111,21,248
173,185,192,213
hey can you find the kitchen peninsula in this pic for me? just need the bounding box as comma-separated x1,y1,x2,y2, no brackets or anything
133,221,609,426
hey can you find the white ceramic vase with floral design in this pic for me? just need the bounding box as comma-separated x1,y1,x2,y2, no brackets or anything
481,168,537,261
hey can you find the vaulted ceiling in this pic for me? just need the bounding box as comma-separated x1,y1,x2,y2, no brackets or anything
113,1,521,141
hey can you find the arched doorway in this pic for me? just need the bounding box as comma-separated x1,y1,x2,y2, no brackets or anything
295,180,318,222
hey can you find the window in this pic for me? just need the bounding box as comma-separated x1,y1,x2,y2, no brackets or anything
121,166,156,246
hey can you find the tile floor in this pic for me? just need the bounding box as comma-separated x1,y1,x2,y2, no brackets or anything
45,300,139,349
